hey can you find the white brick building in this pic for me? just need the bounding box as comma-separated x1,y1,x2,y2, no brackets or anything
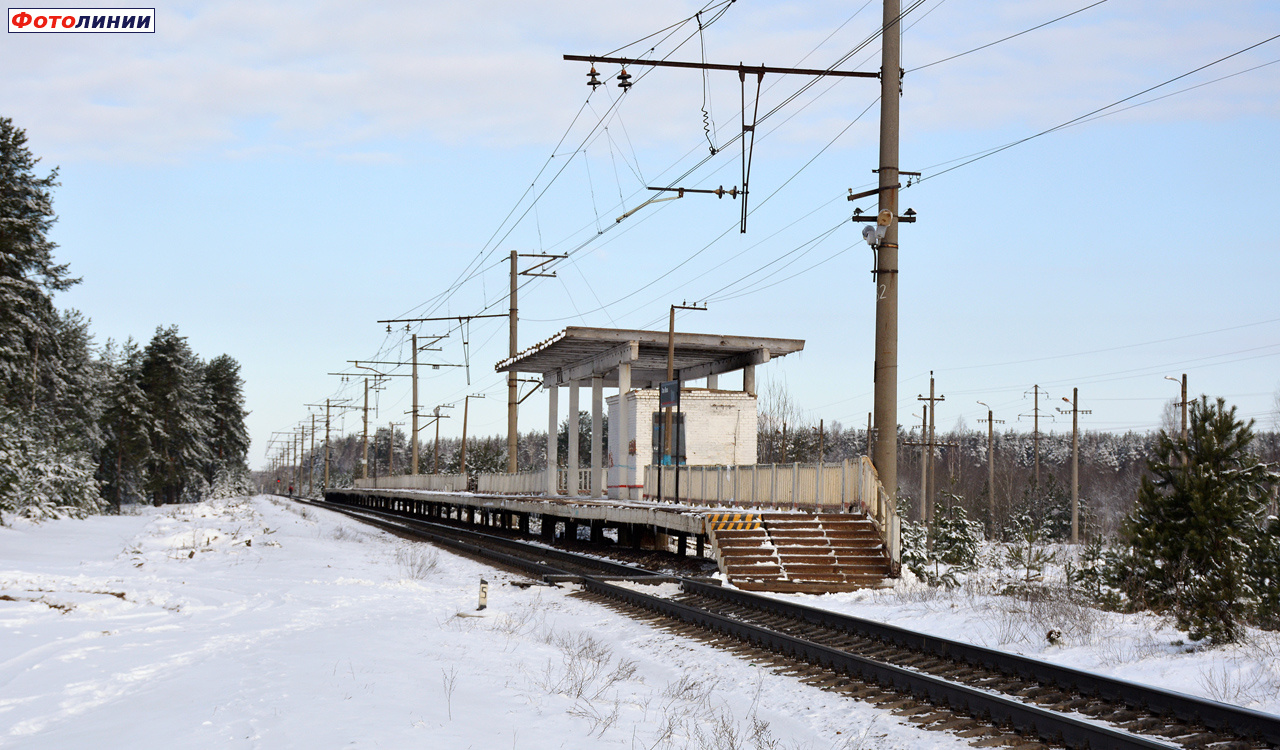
608,388,757,500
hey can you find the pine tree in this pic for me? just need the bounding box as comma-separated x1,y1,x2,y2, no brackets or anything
933,493,982,570
140,326,211,505
1122,397,1276,643
98,338,152,509
0,117,77,414
202,354,249,479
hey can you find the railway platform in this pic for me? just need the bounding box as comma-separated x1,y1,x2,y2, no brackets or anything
322,487,895,592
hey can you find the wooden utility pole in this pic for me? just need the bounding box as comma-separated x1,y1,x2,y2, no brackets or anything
412,333,420,475
910,407,927,522
866,412,874,458
1058,389,1092,543
1022,385,1049,486
460,395,484,476
509,251,519,473
432,405,454,474
1179,374,1188,441
294,429,302,492
664,302,707,465
324,399,331,489
507,253,566,473
362,378,370,480
306,398,355,493
916,372,944,525
387,421,404,476
872,0,904,520
977,401,1004,536
308,414,316,496
1165,373,1188,462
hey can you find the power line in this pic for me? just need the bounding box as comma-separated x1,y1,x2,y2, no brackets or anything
916,31,1280,183
907,0,1108,73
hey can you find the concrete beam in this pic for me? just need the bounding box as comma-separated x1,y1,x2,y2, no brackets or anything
544,340,639,387
678,348,770,382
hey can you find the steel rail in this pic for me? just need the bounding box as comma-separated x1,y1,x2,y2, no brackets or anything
295,494,1277,748
583,577,1178,750
680,580,1280,746
302,496,659,580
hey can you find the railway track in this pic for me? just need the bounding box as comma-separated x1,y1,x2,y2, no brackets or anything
297,494,1280,750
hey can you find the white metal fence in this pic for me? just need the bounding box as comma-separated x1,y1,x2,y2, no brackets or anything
353,473,467,492
476,468,593,496
644,457,897,551
476,470,545,495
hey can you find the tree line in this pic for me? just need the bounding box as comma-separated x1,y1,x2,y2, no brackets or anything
0,116,250,521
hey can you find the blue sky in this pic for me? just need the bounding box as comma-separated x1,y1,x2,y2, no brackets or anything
5,0,1279,468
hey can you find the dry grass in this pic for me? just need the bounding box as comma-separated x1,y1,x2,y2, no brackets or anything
394,544,439,579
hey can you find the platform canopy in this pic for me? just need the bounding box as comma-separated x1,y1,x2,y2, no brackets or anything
495,326,805,388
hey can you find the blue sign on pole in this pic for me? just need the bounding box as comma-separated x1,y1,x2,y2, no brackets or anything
659,380,679,409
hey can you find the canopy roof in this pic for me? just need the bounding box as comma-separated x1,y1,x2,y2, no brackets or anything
496,326,805,388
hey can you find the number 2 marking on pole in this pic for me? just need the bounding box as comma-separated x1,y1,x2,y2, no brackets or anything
878,284,887,300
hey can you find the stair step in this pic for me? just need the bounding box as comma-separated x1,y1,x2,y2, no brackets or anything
714,510,891,593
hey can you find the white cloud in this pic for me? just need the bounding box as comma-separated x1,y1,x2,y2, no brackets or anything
2,0,1276,163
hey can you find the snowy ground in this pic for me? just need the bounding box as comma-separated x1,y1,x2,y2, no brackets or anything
763,558,1280,718
2,497,1276,749
0,496,963,749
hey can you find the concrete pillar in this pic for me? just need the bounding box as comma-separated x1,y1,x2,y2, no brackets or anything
707,373,718,390
547,384,559,496
591,375,604,498
590,520,604,544
566,520,579,542
567,380,580,495
677,532,688,556
696,535,705,557
518,513,529,534
743,365,756,395
617,363,631,501
540,515,555,540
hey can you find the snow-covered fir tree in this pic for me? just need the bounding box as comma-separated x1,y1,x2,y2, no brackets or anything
1122,397,1278,643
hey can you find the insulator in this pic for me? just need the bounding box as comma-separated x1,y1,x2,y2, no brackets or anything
617,68,632,90
587,66,602,89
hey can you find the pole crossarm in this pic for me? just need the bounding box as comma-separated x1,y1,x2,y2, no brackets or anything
563,54,877,79
518,252,568,278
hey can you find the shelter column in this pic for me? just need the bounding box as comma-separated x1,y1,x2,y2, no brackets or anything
707,373,718,390
743,365,756,395
567,380,580,495
591,375,604,498
617,363,631,500
546,384,559,496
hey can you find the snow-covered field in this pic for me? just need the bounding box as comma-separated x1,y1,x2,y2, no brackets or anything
1,496,1276,749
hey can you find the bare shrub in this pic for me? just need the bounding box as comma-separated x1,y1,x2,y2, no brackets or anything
328,525,364,542
532,632,638,702
394,545,439,579
441,666,458,720
1196,661,1275,707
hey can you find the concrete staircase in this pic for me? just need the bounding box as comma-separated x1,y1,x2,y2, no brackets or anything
707,512,893,593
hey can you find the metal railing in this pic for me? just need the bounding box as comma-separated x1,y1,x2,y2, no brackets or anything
475,468,595,496
645,457,898,563
353,473,468,492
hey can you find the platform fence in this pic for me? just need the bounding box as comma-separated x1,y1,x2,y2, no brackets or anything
353,473,467,492
645,457,898,562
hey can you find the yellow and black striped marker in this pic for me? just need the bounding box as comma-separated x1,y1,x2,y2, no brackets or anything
706,513,761,531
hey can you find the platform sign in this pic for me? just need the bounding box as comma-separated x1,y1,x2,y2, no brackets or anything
659,380,679,409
